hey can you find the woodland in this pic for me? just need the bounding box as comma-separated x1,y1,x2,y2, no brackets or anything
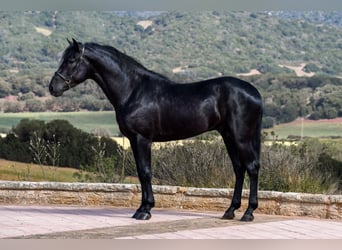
0,11,341,127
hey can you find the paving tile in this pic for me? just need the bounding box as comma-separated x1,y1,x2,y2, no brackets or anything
122,220,342,239
0,205,341,239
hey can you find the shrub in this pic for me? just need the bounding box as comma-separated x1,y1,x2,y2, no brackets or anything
3,102,23,112
262,116,275,129
146,138,341,194
0,119,123,169
24,99,45,112
152,140,234,188
259,141,336,193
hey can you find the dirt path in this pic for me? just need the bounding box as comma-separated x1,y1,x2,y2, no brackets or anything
279,63,315,77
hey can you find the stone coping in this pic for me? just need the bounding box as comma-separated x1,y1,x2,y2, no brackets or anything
0,181,341,219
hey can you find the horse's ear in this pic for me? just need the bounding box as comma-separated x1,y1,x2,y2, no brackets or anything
72,38,81,52
67,38,72,45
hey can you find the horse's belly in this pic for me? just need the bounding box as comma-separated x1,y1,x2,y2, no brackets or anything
124,94,223,141
154,112,220,141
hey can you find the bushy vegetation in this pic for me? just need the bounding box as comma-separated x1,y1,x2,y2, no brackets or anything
244,75,342,126
260,137,342,193
0,118,341,194
139,138,341,194
0,119,122,169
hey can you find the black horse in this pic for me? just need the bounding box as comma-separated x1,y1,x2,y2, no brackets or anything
49,39,263,221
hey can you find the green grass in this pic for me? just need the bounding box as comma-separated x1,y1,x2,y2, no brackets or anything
0,112,341,139
0,111,120,136
265,119,342,139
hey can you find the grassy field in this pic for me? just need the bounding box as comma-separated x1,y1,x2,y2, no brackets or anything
0,111,120,136
0,112,341,139
0,159,83,182
264,118,342,139
0,158,140,183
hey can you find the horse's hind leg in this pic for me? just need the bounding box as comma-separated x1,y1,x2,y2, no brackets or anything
240,146,260,221
241,121,261,221
221,134,260,221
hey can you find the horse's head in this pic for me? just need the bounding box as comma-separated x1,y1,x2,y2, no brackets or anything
49,38,89,97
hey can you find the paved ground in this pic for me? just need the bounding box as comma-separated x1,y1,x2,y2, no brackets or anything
0,205,341,239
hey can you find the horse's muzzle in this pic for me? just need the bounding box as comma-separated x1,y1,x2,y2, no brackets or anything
49,79,64,97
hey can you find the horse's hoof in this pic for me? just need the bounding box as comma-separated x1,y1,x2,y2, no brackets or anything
222,211,235,220
240,213,254,222
132,211,140,219
135,211,152,220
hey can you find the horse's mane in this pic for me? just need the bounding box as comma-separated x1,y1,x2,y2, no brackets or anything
85,42,170,81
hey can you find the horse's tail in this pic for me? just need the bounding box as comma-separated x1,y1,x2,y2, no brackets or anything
253,106,263,160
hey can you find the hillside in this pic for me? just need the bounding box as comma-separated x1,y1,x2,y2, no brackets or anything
0,11,341,125
1,11,342,77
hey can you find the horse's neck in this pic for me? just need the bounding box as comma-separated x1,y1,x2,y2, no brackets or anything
86,45,171,109
92,72,132,110
87,57,130,109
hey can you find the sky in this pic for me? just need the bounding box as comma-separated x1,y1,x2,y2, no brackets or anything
2,0,342,11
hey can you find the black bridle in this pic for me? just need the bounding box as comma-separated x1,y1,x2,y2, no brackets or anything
54,46,85,90
54,71,73,90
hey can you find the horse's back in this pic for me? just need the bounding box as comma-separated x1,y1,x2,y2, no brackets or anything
213,76,261,102
162,75,262,125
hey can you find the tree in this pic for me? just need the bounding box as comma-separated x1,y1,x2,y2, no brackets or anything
0,133,31,162
12,119,45,141
2,119,123,169
279,103,299,123
262,116,275,129
24,99,44,112
0,81,11,98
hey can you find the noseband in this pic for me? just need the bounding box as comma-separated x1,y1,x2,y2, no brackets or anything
54,71,73,90
54,46,85,90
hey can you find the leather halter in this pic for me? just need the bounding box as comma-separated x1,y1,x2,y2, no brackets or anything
54,46,85,90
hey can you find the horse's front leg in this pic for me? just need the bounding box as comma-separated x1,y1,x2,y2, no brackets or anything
129,135,154,220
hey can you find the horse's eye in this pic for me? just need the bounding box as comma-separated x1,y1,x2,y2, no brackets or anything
68,58,76,64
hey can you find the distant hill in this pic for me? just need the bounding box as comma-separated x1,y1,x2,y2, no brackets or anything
0,11,341,125
269,11,342,27
1,11,342,79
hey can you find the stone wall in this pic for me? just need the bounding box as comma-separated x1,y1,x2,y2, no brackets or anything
0,181,341,219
